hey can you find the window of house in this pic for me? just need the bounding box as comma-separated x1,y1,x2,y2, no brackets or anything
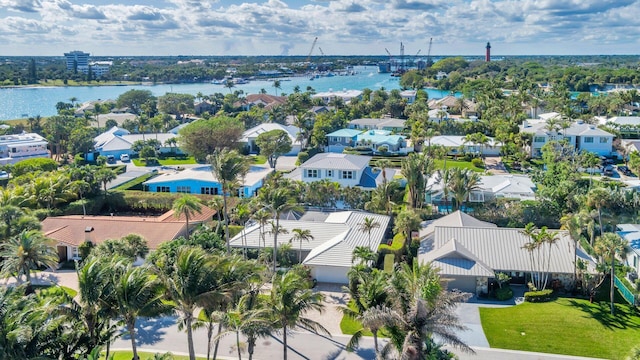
305,169,319,178
200,187,218,195
534,136,545,143
157,186,170,192
177,186,191,193
72,247,80,259
326,170,334,177
584,137,594,143
600,137,609,143
340,170,355,179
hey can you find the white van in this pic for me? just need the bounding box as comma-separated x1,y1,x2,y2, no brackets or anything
120,154,130,162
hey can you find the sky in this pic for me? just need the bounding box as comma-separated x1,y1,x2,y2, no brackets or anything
0,0,639,57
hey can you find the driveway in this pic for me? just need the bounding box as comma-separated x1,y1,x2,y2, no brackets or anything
484,156,508,174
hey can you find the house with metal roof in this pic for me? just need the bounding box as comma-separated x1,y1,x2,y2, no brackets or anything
284,153,398,189
90,126,179,160
617,224,640,281
229,210,390,283
42,206,216,263
426,174,537,205
240,122,302,156
418,211,596,294
326,129,412,154
429,135,501,156
144,165,271,197
519,118,614,157
326,129,362,153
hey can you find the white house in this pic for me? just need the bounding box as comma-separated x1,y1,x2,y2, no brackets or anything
229,210,390,283
312,89,363,104
348,118,407,132
428,135,501,156
617,224,640,281
326,129,412,155
418,211,596,293
0,133,50,165
143,165,272,197
285,153,398,189
520,118,615,157
426,173,537,205
240,123,302,156
91,126,179,160
598,116,640,138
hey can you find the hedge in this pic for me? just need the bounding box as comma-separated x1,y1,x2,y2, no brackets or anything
495,286,514,301
524,289,553,302
383,253,395,273
379,233,405,262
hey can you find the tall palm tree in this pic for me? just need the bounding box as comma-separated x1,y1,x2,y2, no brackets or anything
267,271,330,360
273,80,282,96
258,186,302,273
95,167,117,198
595,233,629,315
358,216,380,249
112,263,168,360
0,230,58,287
162,248,228,360
289,228,314,264
209,149,250,254
172,195,203,240
394,209,422,257
351,246,378,266
587,187,611,236
215,294,272,360
251,209,271,253
447,168,481,211
401,153,433,209
560,213,587,287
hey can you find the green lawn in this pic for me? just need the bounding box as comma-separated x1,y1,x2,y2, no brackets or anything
433,159,484,172
480,297,640,359
133,156,197,166
251,155,267,165
105,351,205,360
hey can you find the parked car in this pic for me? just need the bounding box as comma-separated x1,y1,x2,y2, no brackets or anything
603,165,614,176
618,165,633,176
106,155,115,164
120,154,130,162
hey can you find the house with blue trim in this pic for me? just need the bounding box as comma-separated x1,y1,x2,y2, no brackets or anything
326,129,362,153
326,129,412,154
143,165,272,197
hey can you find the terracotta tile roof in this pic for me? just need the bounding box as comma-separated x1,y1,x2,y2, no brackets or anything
156,205,217,223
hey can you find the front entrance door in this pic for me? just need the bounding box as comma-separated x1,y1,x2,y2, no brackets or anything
57,246,68,262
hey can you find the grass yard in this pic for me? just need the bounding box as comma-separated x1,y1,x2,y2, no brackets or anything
133,156,197,166
433,159,484,172
105,351,205,360
480,297,640,359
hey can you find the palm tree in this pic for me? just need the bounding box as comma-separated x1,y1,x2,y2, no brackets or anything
273,80,282,96
95,167,117,198
447,168,481,211
258,186,302,273
162,248,228,360
215,294,272,360
595,233,629,315
251,209,271,253
289,228,314,264
267,271,330,360
401,153,433,208
358,216,381,249
560,213,587,287
587,187,611,236
0,230,58,287
209,149,250,254
112,263,168,360
394,209,422,257
208,196,225,234
172,195,203,240
351,246,378,266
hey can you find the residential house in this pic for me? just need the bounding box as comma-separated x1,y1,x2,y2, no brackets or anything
240,123,302,155
598,116,640,138
194,100,217,115
520,118,615,157
312,90,363,104
428,135,501,156
348,118,407,132
400,90,417,104
285,153,397,189
0,133,50,165
326,129,412,154
428,109,450,123
42,206,216,263
426,174,537,206
90,126,180,160
240,94,287,111
617,224,640,281
229,210,390,283
143,165,272,197
418,211,596,293
428,96,478,118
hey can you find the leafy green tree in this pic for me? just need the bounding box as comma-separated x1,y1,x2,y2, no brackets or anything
179,116,244,161
0,230,58,287
208,149,250,254
394,209,422,258
157,93,195,118
172,195,203,240
93,234,149,262
255,129,292,169
116,89,155,115
266,270,329,360
595,233,629,315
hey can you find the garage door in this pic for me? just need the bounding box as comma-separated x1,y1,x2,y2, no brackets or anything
311,265,349,284
444,276,476,293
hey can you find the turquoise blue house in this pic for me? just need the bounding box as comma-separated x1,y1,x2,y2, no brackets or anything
143,165,272,197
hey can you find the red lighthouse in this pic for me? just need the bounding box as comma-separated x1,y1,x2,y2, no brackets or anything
485,42,491,62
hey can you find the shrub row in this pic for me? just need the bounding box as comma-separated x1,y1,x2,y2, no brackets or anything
495,286,514,301
524,289,553,302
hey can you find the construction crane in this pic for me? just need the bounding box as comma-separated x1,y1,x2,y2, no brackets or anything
415,49,422,57
318,47,325,56
426,37,433,67
399,42,405,72
306,37,318,63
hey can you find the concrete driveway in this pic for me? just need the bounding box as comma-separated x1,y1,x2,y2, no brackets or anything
484,156,508,174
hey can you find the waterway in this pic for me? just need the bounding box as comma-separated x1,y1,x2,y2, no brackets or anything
0,66,453,120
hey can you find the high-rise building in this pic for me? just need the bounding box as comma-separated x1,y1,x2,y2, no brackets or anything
64,51,90,71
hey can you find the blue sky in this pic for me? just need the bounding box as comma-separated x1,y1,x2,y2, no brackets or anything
0,0,638,56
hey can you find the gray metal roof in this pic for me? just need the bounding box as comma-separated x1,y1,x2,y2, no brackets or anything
420,226,595,276
300,153,371,171
419,210,496,238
